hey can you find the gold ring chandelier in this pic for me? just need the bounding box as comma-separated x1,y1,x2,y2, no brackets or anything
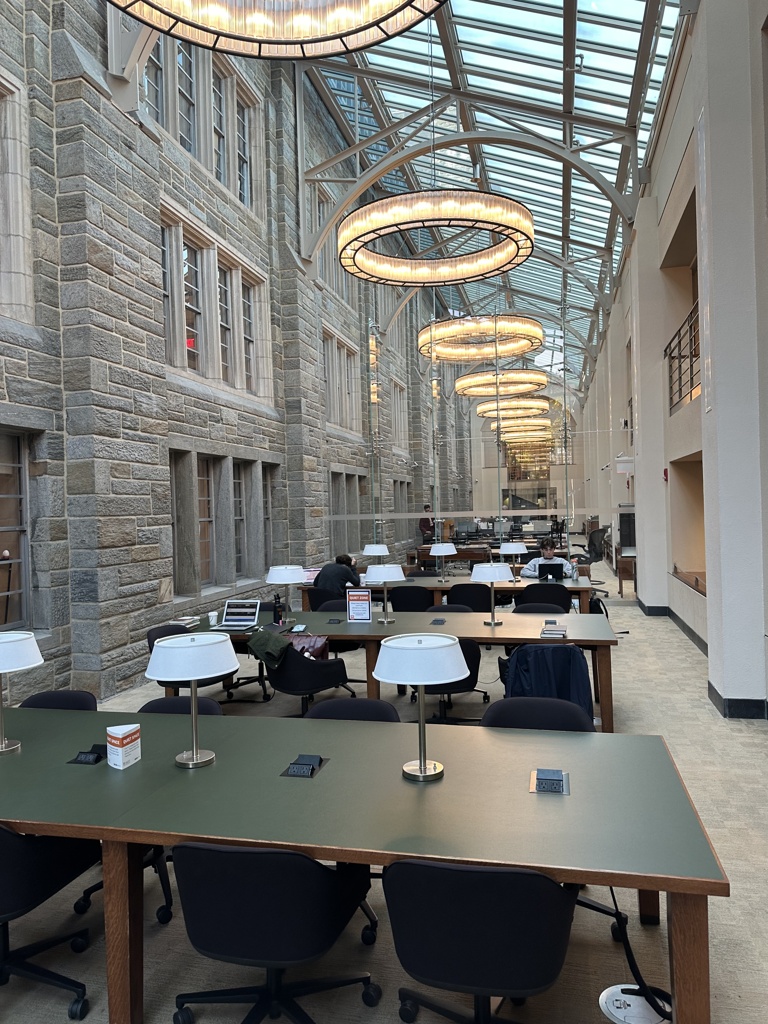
499,428,552,442
476,396,550,419
489,417,552,433
106,0,447,58
338,190,534,287
417,314,543,362
455,368,547,398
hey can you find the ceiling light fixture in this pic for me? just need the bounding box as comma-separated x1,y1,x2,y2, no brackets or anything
488,417,552,433
338,190,534,287
417,314,543,362
454,368,547,398
475,396,550,419
107,0,447,58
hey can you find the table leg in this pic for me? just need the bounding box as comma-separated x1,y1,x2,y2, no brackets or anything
590,650,600,704
301,591,310,611
594,647,613,732
102,840,144,1024
638,889,660,924
579,589,590,613
365,641,380,698
668,892,710,1024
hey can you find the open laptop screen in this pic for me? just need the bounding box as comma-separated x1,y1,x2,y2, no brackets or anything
216,599,261,629
538,562,565,581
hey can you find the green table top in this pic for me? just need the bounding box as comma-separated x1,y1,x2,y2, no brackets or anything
0,709,727,896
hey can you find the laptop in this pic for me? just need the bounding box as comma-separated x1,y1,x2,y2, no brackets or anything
538,562,565,581
213,599,261,630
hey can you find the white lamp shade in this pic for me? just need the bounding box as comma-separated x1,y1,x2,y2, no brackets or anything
362,544,389,556
0,631,43,672
364,564,406,584
145,633,240,682
471,563,514,583
265,564,305,585
499,542,528,555
430,543,457,556
373,634,468,687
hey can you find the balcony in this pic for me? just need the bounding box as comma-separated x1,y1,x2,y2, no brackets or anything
664,302,700,414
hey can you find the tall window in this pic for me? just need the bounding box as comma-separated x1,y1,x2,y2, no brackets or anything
142,40,164,125
212,70,227,183
393,478,410,543
262,463,274,571
324,333,361,432
242,282,256,392
218,265,232,383
177,42,197,154
233,461,246,575
0,434,26,628
183,241,202,372
392,379,408,449
237,101,251,206
329,470,363,555
197,457,214,584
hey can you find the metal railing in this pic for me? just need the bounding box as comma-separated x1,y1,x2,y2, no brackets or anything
664,302,700,414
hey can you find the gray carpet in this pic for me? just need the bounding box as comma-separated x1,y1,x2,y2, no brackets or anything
6,564,767,1023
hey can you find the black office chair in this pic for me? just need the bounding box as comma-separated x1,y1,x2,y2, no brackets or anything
503,644,593,720
316,599,366,683
147,624,238,698
305,697,400,722
412,638,488,722
389,585,434,612
481,696,596,732
447,583,491,612
19,690,97,711
514,583,572,614
307,587,339,611
170,843,381,1024
138,695,223,715
511,602,567,616
0,824,101,1020
426,603,473,613
265,643,355,716
383,859,577,1024
406,568,439,578
572,528,608,594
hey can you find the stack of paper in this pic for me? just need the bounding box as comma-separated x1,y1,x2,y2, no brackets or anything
540,621,567,638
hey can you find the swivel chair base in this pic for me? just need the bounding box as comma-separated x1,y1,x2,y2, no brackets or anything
397,985,524,1024
0,921,90,1020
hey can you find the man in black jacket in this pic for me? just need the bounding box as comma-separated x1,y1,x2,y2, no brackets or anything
313,554,360,596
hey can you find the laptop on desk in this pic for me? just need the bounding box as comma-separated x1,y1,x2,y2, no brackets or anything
538,562,565,581
213,599,261,630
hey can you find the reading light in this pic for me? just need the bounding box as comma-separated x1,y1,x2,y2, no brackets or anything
0,632,43,755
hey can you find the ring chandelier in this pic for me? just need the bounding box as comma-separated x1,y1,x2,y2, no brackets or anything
454,368,547,398
338,190,534,287
417,314,543,362
106,0,447,58
489,417,552,433
498,428,552,442
476,396,550,419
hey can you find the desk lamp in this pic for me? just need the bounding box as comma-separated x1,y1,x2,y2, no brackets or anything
373,633,467,782
145,632,239,768
0,631,43,755
265,564,305,624
499,541,528,581
471,562,513,626
362,544,389,575
364,563,405,624
430,542,457,582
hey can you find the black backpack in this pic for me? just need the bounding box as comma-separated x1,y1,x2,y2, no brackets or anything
589,593,609,618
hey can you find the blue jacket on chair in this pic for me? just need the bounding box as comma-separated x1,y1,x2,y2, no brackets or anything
504,644,593,719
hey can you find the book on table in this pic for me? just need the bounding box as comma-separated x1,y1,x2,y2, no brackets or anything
540,621,567,638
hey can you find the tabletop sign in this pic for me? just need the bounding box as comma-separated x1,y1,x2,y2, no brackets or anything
346,588,372,622
530,768,570,795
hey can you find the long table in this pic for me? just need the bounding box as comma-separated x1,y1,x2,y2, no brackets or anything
289,609,619,732
0,709,728,1024
300,576,593,613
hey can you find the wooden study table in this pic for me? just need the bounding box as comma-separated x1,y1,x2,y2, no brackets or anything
0,710,728,1024
299,576,593,613
289,609,618,732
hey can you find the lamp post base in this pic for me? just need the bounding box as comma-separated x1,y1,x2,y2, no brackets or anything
484,618,503,627
403,759,444,782
378,616,396,624
0,738,21,755
176,748,216,768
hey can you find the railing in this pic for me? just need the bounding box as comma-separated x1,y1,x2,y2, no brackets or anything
664,302,700,414
672,566,707,596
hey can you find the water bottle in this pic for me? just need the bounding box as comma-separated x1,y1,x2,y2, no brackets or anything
272,593,283,624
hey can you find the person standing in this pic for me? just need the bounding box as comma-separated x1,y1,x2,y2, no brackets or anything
418,504,435,543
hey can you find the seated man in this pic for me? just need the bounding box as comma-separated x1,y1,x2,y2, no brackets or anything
521,537,578,580
313,554,360,597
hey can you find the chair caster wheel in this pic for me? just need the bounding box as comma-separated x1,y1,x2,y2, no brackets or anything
350,691,357,698
173,1007,195,1024
483,693,490,702
226,691,234,700
361,924,377,945
399,998,419,1022
362,982,382,1006
410,692,417,702
611,921,623,942
262,692,273,701
68,996,89,1020
70,935,88,954
73,897,91,915
156,905,173,924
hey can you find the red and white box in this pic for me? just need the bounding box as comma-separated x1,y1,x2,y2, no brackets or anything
107,724,141,770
